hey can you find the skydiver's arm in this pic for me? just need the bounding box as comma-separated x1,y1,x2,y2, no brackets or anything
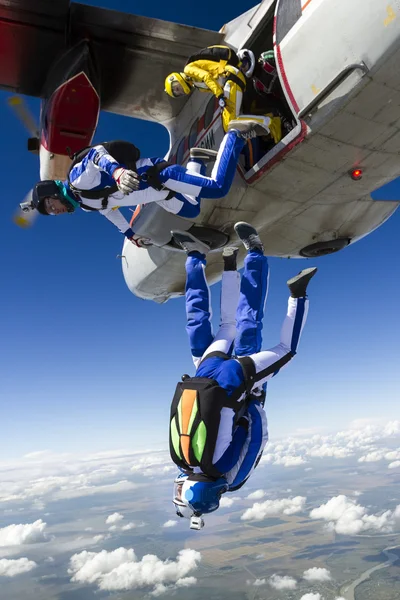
99,206,134,237
213,420,248,473
68,146,122,191
184,63,224,98
86,146,121,176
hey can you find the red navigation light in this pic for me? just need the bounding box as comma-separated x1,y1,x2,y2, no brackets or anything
350,168,363,181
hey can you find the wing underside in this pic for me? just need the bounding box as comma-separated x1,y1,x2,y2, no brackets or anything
0,0,222,122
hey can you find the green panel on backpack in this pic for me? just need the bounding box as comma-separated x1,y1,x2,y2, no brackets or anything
170,419,182,459
192,421,207,462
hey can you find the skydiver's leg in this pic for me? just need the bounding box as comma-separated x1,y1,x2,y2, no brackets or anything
222,66,245,132
198,269,240,362
181,158,206,208
158,130,245,199
234,250,269,357
185,253,214,368
248,296,309,390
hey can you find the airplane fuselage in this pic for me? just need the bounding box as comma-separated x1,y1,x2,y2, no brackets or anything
122,0,400,301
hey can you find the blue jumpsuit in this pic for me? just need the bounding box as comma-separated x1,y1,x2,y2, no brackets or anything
183,250,309,489
66,131,245,238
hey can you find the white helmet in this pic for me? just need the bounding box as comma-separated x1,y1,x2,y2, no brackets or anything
237,49,256,77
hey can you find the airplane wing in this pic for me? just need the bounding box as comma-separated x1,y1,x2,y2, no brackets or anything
0,0,223,123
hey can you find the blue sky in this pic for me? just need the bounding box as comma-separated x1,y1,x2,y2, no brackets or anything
0,0,399,458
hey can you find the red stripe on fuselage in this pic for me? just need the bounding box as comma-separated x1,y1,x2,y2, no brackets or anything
275,43,299,113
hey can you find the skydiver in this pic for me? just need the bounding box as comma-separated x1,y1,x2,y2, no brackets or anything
164,45,281,143
169,223,317,530
27,122,263,244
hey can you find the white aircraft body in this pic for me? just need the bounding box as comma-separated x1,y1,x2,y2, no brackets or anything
122,0,400,302
2,0,399,302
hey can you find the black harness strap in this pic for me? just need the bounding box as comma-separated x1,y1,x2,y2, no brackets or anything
236,356,257,395
225,71,246,91
199,350,231,365
254,351,294,382
143,160,175,199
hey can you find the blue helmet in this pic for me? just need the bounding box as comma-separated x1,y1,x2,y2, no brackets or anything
173,473,228,529
32,180,79,215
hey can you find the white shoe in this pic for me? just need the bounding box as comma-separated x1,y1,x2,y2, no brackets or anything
228,118,270,139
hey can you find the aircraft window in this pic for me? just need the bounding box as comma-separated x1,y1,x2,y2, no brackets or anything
204,97,215,128
189,119,198,148
176,138,186,165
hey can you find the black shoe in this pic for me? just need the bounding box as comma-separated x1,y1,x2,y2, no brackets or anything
171,230,210,255
189,148,218,163
222,247,239,271
234,222,264,253
287,267,317,298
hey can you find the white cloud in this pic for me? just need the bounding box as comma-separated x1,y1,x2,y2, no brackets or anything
383,421,400,436
309,495,400,535
241,496,306,522
176,576,197,587
358,450,386,463
274,455,307,467
93,535,109,544
388,461,400,469
150,583,167,596
252,578,266,586
0,520,47,547
105,512,124,525
219,496,240,508
121,523,136,531
162,520,177,528
68,547,201,593
307,445,352,459
0,558,37,577
246,490,266,500
299,594,321,600
269,574,297,590
303,567,331,582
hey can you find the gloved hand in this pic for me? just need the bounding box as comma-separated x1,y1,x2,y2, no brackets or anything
217,95,226,108
113,168,140,194
125,229,152,248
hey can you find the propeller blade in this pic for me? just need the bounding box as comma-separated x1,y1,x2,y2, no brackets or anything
13,189,38,228
8,96,39,138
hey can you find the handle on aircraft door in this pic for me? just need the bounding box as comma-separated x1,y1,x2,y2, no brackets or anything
298,62,369,119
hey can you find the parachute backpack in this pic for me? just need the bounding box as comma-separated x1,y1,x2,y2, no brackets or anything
169,354,257,480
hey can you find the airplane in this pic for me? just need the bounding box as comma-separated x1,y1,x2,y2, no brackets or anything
2,0,400,302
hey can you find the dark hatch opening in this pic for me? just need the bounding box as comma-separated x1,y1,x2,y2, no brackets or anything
238,0,299,175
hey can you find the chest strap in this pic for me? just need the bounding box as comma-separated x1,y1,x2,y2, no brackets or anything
225,71,246,92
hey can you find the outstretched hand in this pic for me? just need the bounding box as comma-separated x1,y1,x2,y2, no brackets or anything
113,168,140,194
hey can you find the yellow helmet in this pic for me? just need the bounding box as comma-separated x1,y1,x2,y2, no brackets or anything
165,72,193,98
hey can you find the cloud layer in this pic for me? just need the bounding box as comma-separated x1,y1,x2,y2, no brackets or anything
0,520,47,547
309,495,400,535
0,558,37,577
269,574,297,590
303,567,331,582
241,496,306,522
68,547,201,593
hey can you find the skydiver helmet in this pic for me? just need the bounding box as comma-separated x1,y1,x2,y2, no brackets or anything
164,73,193,98
31,180,79,215
237,49,256,77
173,473,228,530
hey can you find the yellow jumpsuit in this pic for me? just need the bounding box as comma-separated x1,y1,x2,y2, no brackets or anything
184,47,279,140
